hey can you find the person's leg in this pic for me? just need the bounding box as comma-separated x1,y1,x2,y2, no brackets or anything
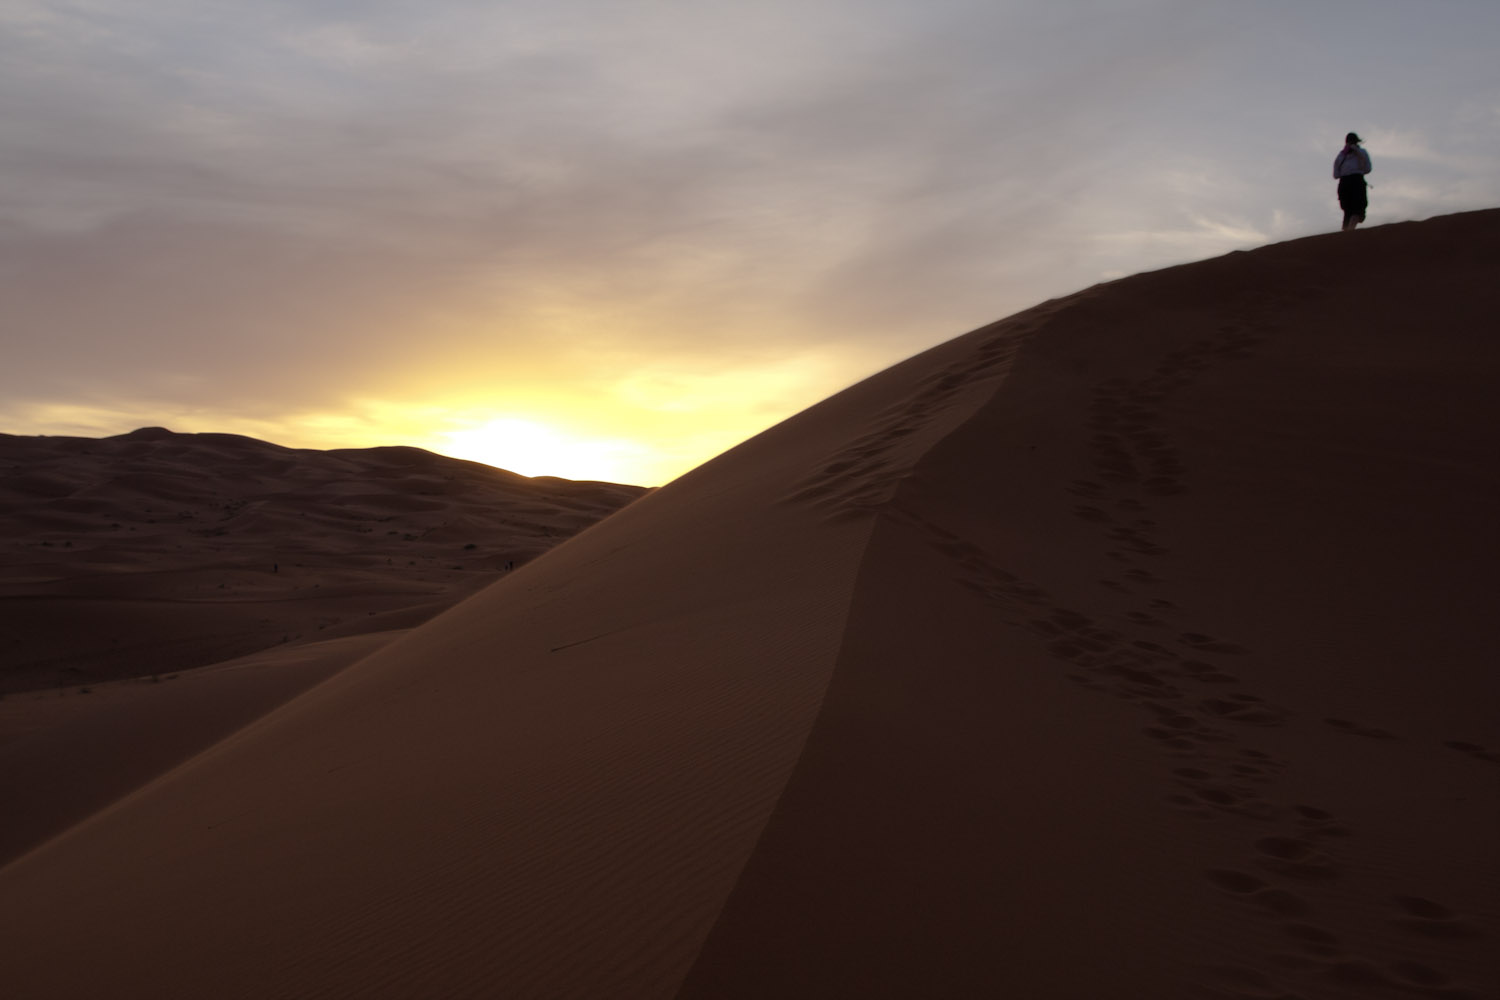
1336,175,1367,231
1350,178,1367,229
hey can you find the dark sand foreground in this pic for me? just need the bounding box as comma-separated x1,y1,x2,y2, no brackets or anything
2,211,1497,999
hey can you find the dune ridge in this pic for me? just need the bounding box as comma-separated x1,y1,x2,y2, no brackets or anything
3,210,1498,998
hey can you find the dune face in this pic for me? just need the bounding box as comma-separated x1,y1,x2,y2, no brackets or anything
2,211,1498,998
0,429,645,693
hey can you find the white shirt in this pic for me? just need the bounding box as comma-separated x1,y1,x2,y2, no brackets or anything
1333,146,1372,179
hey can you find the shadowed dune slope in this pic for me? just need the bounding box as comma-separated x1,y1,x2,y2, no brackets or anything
3,210,1499,999
0,631,401,868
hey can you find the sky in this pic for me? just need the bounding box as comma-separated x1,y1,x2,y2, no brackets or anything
3,0,1498,485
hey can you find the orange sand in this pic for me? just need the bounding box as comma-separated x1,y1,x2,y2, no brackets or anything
1,210,1497,998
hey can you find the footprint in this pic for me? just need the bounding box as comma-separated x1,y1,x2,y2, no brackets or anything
1049,640,1086,661
1201,697,1286,727
1166,794,1214,818
1108,664,1171,689
1143,727,1197,751
1182,660,1241,684
1384,960,1480,998
1252,888,1311,918
1444,740,1500,763
1173,770,1274,818
1178,633,1250,655
1281,922,1341,956
1212,869,1320,917
1069,480,1105,498
1392,896,1481,940
1077,628,1124,651
1207,869,1268,894
1254,836,1339,880
1323,718,1398,740
1193,786,1242,806
1293,805,1353,838
1002,584,1048,605
1049,609,1092,630
1238,749,1287,772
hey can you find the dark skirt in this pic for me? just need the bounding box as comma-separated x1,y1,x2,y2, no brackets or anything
1337,173,1368,214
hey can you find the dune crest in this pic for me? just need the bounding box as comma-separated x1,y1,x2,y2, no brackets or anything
3,211,1498,998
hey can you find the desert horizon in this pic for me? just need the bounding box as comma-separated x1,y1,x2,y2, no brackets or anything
3,210,1498,997
0,426,645,692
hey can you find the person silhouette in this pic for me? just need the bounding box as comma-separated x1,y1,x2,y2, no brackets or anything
1333,132,1373,231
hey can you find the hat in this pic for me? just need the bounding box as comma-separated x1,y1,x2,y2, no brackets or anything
1346,132,1362,144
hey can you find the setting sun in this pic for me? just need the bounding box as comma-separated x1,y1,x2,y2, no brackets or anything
435,417,649,484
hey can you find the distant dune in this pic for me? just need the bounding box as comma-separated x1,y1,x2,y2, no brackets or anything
2,210,1497,999
0,428,646,693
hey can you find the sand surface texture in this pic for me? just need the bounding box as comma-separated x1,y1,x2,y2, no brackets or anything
2,210,1497,998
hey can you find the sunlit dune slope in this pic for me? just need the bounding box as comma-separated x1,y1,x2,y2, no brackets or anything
0,429,645,693
2,210,1498,999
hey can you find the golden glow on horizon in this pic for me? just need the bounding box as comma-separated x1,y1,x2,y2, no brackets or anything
3,348,870,487
434,417,647,483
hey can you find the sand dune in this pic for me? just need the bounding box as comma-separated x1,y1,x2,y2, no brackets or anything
0,429,645,693
2,210,1497,998
0,630,396,867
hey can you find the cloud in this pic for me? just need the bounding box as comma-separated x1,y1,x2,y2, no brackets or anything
3,0,1498,482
